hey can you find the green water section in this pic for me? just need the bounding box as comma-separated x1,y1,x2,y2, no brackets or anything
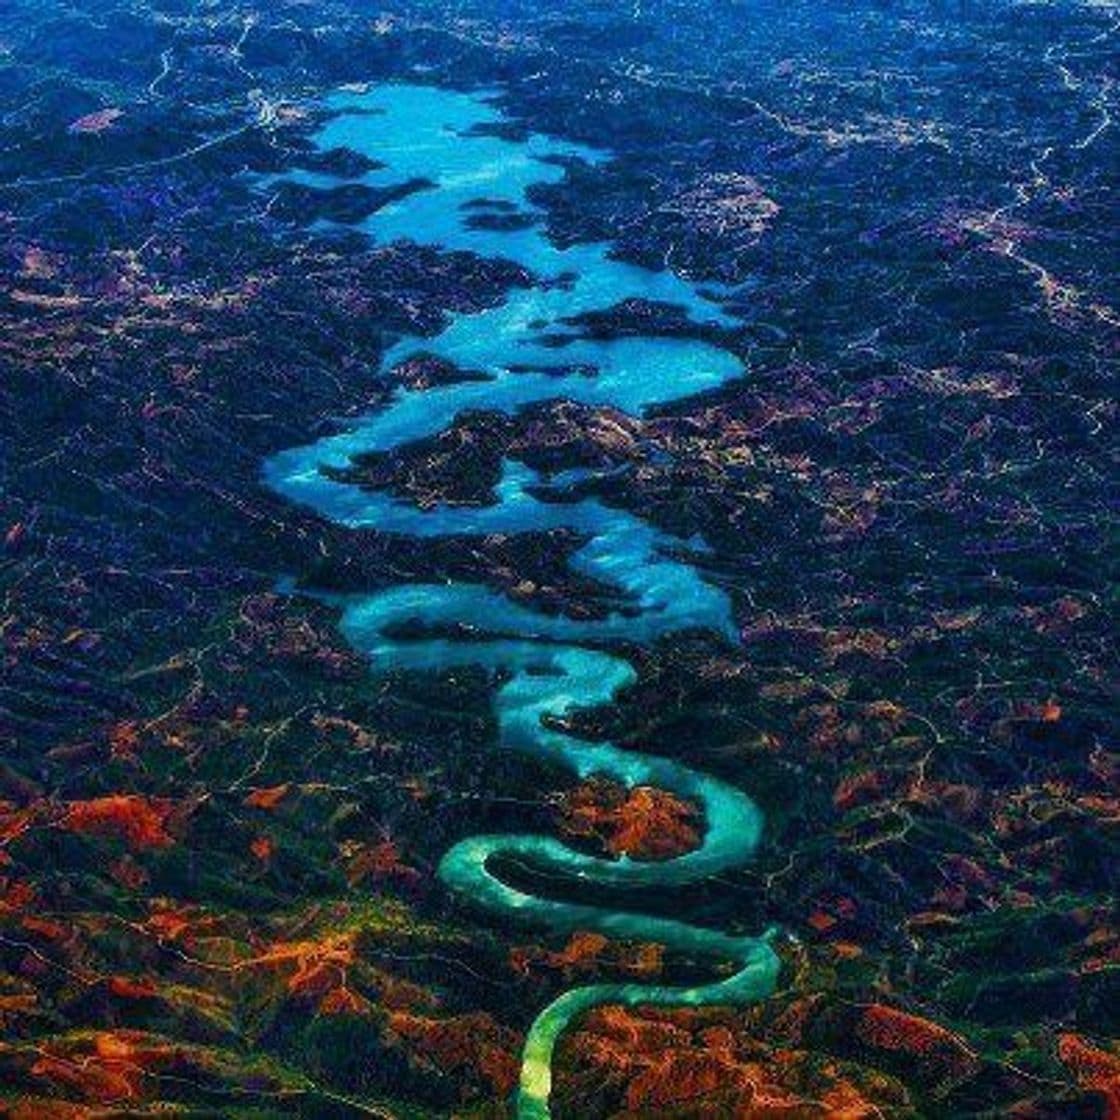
262,83,778,1117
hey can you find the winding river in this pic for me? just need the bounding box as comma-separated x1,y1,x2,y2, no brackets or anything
262,84,779,1118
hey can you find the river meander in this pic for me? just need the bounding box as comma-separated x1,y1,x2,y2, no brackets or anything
262,83,779,1119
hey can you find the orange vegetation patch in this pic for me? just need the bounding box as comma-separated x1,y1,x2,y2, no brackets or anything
243,783,290,810
341,838,422,888
318,985,372,1017
1039,699,1063,723
833,769,887,812
21,913,69,942
3,1098,94,1120
627,1049,762,1111
106,721,142,761
388,1011,520,1098
29,1030,180,1102
510,930,663,980
805,895,858,939
807,910,838,933
108,855,149,890
855,1004,979,1083
139,901,227,953
141,903,194,944
0,800,45,847
1057,1033,1120,1117
0,877,37,914
0,990,38,1030
565,1006,891,1117
62,796,176,850
107,976,158,1000
243,931,371,1016
555,777,702,861
371,969,434,1013
248,932,355,993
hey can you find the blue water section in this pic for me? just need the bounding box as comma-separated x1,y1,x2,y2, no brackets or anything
261,83,778,1118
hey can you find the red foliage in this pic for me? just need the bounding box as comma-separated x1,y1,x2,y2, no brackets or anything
1057,1034,1120,1118
108,856,149,890
318,985,373,1017
107,976,158,1000
0,878,38,913
388,1011,520,1097
807,910,838,933
106,722,142,761
626,1049,746,1110
62,796,175,850
555,778,701,861
21,914,70,942
568,1006,885,1117
372,970,433,1012
243,784,290,810
4,1101,92,1120
342,839,422,887
0,801,43,847
142,904,194,944
30,1030,180,1102
834,769,886,811
510,930,663,980
855,1004,978,1082
244,931,367,1017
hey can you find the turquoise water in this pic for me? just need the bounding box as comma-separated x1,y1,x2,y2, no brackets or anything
262,84,778,1117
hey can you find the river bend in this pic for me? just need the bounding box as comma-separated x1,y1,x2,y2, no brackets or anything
262,84,779,1118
